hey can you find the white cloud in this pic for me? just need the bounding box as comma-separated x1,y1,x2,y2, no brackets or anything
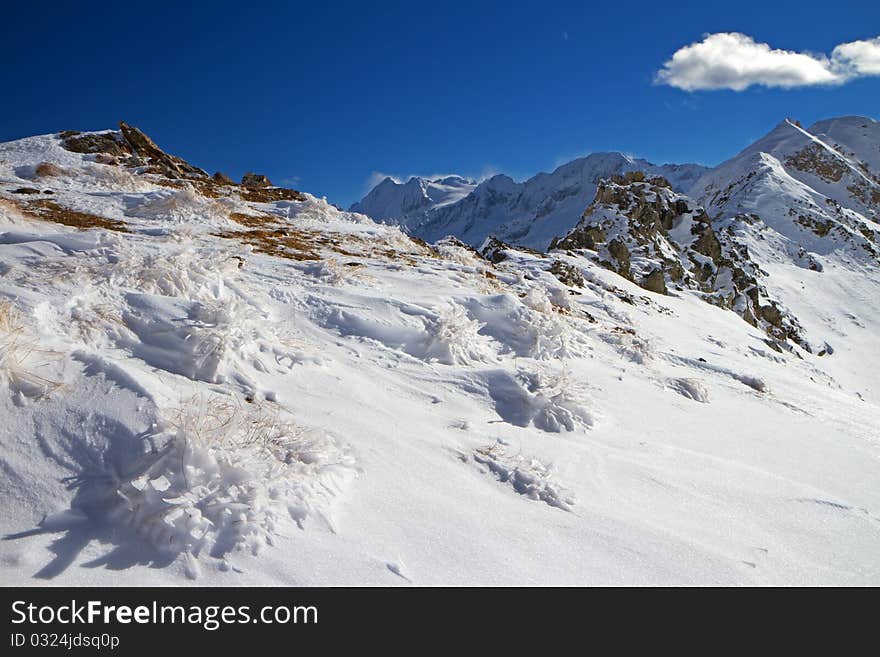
832,36,880,76
656,32,880,91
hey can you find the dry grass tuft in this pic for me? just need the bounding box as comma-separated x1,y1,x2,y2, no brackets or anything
34,162,67,178
0,300,63,401
169,394,301,455
0,198,28,222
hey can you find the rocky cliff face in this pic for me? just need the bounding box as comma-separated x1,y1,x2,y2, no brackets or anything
551,172,806,347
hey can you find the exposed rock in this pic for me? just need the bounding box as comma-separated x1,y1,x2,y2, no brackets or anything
93,153,119,165
551,173,807,345
692,227,721,261
548,260,584,287
607,238,632,278
759,304,783,328
237,186,306,203
119,122,208,180
62,131,131,156
785,143,848,183
213,172,235,185
241,173,273,188
481,236,512,263
641,268,667,294
61,122,210,181
550,225,605,250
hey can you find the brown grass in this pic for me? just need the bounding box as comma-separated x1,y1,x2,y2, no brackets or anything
228,211,281,228
0,300,64,400
214,228,322,261
34,162,67,178
18,199,130,232
237,187,306,203
216,215,439,268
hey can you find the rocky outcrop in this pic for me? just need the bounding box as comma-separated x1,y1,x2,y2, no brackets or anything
61,130,130,156
480,236,514,264
61,123,209,180
118,122,209,179
241,173,273,187
59,123,306,204
551,173,806,347
548,260,584,288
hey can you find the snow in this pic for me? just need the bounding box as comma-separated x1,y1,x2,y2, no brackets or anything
0,126,879,586
350,175,477,224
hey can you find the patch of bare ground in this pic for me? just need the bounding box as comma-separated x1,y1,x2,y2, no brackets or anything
214,228,322,261
15,199,130,233
150,177,234,199
216,220,436,265
228,211,282,228
237,186,306,203
785,144,848,182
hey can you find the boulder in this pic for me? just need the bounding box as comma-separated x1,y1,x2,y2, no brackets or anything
640,268,667,294
241,173,273,188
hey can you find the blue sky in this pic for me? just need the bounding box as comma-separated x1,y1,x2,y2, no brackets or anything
2,1,878,207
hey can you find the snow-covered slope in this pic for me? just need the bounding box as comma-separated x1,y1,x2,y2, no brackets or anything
352,154,707,250
1,124,879,586
350,175,476,223
691,117,880,257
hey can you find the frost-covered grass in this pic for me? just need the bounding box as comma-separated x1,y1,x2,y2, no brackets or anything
471,440,575,511
0,300,62,403
95,395,354,568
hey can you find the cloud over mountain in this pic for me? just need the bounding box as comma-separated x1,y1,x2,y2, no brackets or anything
656,32,880,91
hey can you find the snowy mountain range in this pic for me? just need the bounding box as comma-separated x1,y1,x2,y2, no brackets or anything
350,175,477,222
352,154,707,250
1,117,878,586
352,116,880,258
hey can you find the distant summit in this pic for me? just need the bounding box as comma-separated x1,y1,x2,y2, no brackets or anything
350,174,476,224
351,153,707,250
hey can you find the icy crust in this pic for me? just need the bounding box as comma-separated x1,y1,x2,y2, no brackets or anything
1,125,879,585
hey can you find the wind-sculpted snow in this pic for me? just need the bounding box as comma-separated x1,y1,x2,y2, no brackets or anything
102,398,354,570
1,123,879,585
470,440,575,511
